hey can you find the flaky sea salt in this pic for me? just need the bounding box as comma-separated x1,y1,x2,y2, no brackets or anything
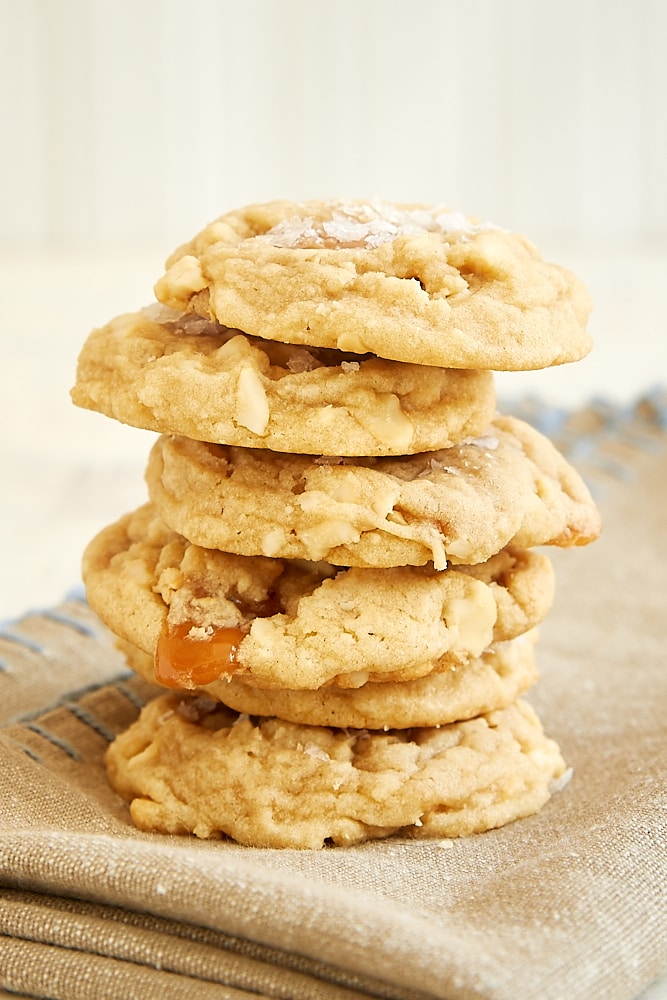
285,348,321,373
143,302,182,323
303,742,331,762
550,766,574,794
187,624,214,641
260,201,497,250
463,435,499,451
177,696,218,723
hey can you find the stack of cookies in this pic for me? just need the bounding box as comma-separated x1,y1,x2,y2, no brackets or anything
72,200,601,849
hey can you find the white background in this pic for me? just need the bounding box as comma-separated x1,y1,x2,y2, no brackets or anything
1,0,666,622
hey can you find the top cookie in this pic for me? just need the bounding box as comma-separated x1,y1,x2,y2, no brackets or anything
154,199,592,371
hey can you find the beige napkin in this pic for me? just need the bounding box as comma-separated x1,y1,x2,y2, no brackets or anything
1,398,666,1000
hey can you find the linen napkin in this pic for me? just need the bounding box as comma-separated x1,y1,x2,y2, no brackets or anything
1,394,666,1000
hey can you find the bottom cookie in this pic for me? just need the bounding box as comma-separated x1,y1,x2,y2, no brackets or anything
105,694,567,849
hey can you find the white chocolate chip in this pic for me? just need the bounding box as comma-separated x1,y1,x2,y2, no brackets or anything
342,670,370,688
386,509,408,526
297,518,362,559
235,366,270,435
261,528,287,557
160,254,207,296
444,580,497,657
336,331,369,354
217,333,250,362
351,393,414,450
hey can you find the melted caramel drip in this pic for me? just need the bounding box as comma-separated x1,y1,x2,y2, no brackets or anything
154,621,246,690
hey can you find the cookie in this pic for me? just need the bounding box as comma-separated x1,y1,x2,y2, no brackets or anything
71,305,495,456
118,629,540,730
153,199,592,371
105,693,566,848
82,505,553,690
146,415,600,570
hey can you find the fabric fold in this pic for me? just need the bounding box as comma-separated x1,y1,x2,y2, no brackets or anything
0,889,388,1000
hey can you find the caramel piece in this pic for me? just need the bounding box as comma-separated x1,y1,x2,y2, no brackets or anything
155,622,245,690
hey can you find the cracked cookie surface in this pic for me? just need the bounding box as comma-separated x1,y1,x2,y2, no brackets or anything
82,505,554,690
153,199,592,371
146,415,600,569
105,693,566,848
71,305,495,455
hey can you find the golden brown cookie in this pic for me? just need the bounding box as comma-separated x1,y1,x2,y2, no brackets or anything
105,693,567,848
82,505,553,690
153,199,592,371
71,305,495,456
146,415,600,570
118,629,540,730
